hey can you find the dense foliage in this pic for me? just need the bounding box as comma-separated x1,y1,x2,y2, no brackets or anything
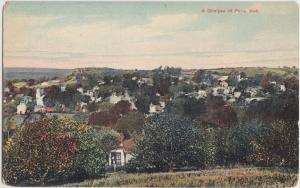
3,118,119,185
127,113,205,172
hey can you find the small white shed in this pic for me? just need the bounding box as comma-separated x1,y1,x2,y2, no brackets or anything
109,148,133,166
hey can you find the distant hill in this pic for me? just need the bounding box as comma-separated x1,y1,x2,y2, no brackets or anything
75,67,133,77
4,68,73,80
208,67,298,78
4,66,298,81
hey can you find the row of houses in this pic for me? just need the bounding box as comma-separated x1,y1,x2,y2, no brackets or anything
177,72,288,106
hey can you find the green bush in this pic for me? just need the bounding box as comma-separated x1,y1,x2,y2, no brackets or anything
3,118,80,185
127,113,205,172
3,118,120,185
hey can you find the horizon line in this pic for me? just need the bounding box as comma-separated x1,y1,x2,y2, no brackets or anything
3,65,299,71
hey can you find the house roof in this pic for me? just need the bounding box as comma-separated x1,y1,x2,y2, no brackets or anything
218,76,228,81
117,133,135,153
123,138,135,153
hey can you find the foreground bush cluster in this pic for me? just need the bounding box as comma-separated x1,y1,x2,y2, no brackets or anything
126,114,298,173
2,113,298,185
3,118,120,185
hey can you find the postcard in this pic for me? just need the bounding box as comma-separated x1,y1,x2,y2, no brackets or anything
2,1,299,187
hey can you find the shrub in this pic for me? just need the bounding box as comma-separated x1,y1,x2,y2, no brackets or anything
3,118,80,185
3,118,120,185
128,113,205,172
253,120,298,167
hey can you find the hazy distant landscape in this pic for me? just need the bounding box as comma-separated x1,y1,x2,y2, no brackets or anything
4,68,72,80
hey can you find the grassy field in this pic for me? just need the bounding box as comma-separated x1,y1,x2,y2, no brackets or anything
63,167,298,187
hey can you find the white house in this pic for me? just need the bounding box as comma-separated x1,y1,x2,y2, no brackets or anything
109,92,123,104
109,148,133,166
17,103,27,114
109,138,134,166
17,96,33,114
60,85,66,92
93,86,100,91
137,78,154,86
219,80,229,88
280,85,286,92
149,103,164,113
234,91,241,99
197,90,207,99
77,87,84,94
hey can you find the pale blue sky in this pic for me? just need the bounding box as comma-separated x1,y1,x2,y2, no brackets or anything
4,2,299,69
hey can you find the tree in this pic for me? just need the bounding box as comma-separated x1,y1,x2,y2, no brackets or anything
81,95,91,103
152,72,171,95
253,120,298,167
284,76,298,91
3,118,120,185
69,125,119,179
116,112,145,137
88,111,118,127
3,101,17,115
96,127,120,156
245,90,298,123
133,85,155,114
135,95,151,114
122,73,139,94
18,87,36,97
98,102,114,111
197,96,237,128
240,72,247,79
3,118,80,185
111,100,131,117
220,123,257,165
87,102,98,112
237,80,248,92
183,97,206,119
4,80,13,90
44,85,61,100
96,85,112,99
128,113,205,172
43,96,56,107
192,69,205,83
88,100,132,127
165,96,186,116
61,84,80,109
260,73,275,93
169,82,194,95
